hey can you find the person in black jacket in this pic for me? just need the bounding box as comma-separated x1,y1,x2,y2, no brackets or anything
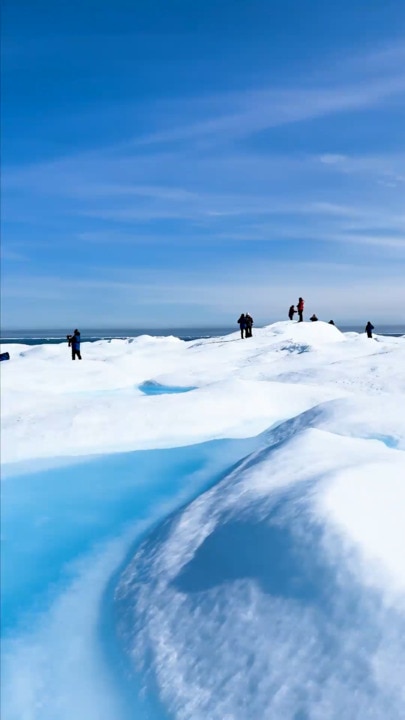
288,305,296,321
237,314,246,339
365,321,374,339
245,313,254,337
71,329,82,359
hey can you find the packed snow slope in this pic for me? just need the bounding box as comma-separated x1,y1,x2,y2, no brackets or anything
1,321,405,720
2,320,404,465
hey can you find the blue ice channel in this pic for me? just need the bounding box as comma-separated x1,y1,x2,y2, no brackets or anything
0,435,261,720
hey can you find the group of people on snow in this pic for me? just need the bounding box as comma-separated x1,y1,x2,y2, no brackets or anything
69,310,376,358
288,297,305,322
289,300,323,324
289,300,330,325
237,313,254,339
286,300,374,337
236,298,375,339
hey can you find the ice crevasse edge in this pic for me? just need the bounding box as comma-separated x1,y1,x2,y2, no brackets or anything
1,321,405,720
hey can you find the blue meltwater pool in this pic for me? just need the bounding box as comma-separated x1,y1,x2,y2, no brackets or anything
138,381,196,395
0,436,260,720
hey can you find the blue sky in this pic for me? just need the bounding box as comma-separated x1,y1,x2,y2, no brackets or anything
1,0,405,328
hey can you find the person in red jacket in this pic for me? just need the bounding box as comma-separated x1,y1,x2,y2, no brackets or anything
297,297,304,322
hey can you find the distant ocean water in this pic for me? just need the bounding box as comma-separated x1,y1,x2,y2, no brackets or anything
0,328,234,345
1,325,404,345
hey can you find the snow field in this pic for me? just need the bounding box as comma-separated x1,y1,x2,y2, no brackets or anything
1,321,405,719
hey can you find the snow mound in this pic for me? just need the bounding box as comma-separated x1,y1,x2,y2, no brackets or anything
116,414,405,720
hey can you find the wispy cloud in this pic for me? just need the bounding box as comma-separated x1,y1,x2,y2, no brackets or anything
133,74,405,147
317,153,405,187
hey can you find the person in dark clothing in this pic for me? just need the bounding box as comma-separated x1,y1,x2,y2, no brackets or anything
237,314,246,339
365,321,374,339
297,297,304,322
67,334,72,347
288,305,296,321
245,313,254,337
328,320,335,325
310,313,318,322
71,329,82,359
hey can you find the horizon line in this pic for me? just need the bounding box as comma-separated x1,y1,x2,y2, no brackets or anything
2,322,405,333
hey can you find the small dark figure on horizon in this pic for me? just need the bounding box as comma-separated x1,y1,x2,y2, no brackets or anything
297,297,304,322
67,334,72,347
237,314,246,339
328,320,335,326
365,321,374,339
245,313,254,337
71,329,82,359
288,305,296,321
310,314,318,322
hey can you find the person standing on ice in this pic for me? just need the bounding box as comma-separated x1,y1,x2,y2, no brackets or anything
365,321,374,339
245,313,254,337
288,305,296,320
297,297,304,322
310,313,318,322
71,329,82,360
237,314,247,339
